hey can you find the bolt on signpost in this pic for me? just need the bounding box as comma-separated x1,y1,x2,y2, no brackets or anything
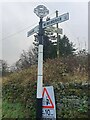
34,5,49,120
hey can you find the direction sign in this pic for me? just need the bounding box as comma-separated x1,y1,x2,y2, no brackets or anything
43,13,69,28
27,13,69,37
27,25,63,37
27,25,39,37
42,86,56,119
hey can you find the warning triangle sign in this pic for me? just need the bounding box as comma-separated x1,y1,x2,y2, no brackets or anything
42,87,54,109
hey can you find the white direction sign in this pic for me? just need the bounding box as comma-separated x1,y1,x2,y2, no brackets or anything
27,13,69,37
42,86,56,119
27,25,39,37
43,13,69,28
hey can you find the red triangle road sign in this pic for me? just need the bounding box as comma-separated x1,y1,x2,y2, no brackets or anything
42,87,54,109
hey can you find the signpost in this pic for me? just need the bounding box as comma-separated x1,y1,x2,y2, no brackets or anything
27,5,69,119
34,5,49,120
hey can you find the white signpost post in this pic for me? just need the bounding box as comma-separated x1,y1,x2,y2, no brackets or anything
42,86,56,119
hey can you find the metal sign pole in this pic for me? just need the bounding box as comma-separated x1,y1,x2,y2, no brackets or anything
36,18,43,120
56,10,59,58
34,5,49,120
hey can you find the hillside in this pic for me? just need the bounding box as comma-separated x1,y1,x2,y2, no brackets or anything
2,58,89,119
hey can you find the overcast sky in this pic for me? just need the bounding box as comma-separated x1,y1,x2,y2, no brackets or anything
1,0,88,66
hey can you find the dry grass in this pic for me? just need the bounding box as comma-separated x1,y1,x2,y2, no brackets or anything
2,58,88,118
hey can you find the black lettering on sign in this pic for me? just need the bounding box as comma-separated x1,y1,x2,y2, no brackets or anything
45,109,50,116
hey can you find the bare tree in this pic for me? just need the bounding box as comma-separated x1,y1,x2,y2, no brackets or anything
0,60,9,76
15,48,36,70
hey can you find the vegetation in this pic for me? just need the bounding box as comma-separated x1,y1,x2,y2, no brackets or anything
2,53,89,119
15,49,36,70
0,60,9,77
59,35,76,56
2,100,25,118
1,24,89,119
33,33,76,61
